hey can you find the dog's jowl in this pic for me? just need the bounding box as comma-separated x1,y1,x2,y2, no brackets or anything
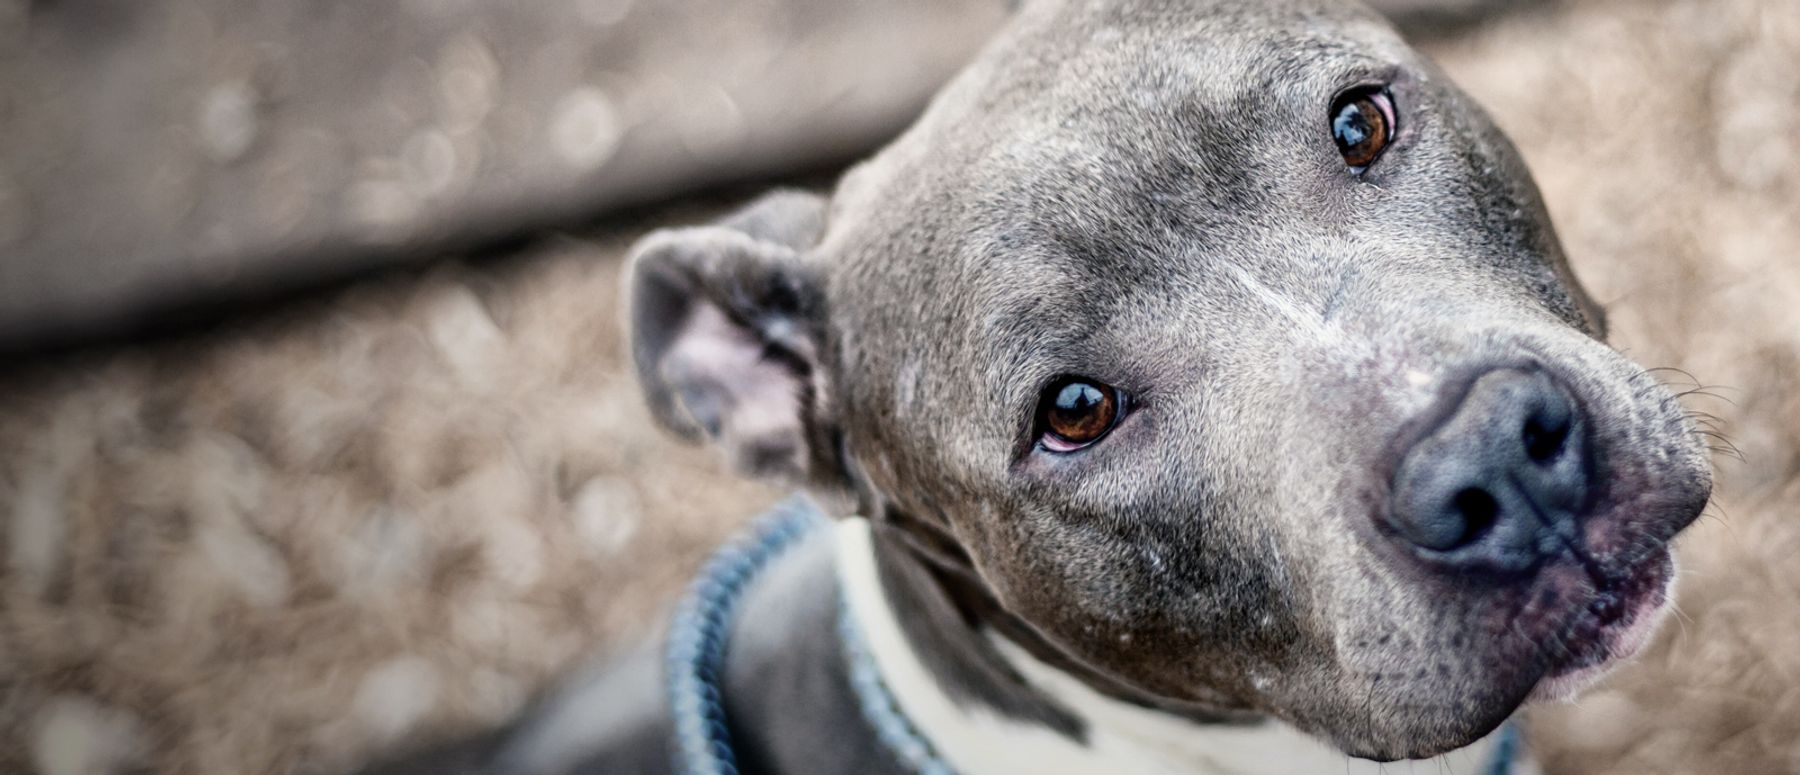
376,0,1714,772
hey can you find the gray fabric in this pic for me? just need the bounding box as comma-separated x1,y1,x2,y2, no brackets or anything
0,0,1007,350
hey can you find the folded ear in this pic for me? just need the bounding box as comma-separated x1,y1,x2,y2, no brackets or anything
625,190,845,490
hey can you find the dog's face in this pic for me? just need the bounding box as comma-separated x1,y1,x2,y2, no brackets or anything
627,0,1712,762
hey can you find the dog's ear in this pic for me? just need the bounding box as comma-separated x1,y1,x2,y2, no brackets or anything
625,190,845,490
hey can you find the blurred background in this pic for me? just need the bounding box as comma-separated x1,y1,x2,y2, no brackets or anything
1,0,1796,772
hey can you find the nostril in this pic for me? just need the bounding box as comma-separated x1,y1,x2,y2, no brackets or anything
1523,414,1569,464
1388,366,1591,574
1451,488,1500,547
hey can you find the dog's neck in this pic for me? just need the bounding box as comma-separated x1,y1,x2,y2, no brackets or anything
835,517,1514,775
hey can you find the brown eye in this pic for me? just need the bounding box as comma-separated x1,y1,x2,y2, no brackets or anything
1330,87,1396,170
1039,378,1123,452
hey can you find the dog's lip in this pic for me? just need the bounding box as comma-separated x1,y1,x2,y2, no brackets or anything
1525,551,1674,702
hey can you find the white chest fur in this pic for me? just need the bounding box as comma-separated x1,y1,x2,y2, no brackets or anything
834,519,1533,775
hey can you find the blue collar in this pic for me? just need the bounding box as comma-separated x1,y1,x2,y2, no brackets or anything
664,501,1524,775
665,499,951,775
664,500,823,775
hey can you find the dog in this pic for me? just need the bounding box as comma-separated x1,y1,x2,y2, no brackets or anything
369,0,1713,771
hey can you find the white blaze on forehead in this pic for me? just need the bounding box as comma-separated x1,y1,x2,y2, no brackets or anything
1223,263,1332,342
33,695,147,775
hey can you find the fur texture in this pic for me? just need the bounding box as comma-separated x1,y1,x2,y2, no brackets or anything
0,0,1796,772
614,0,1715,760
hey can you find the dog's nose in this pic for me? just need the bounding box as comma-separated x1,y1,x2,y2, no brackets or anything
1388,367,1589,574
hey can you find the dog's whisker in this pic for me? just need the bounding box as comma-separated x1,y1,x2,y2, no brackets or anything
1673,386,1741,407
1668,601,1696,634
1642,366,1701,386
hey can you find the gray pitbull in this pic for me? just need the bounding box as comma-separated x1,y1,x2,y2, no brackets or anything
371,0,1713,772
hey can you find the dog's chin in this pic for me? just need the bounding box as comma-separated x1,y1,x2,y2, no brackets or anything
1525,552,1678,703
1316,552,1680,762
1323,718,1513,763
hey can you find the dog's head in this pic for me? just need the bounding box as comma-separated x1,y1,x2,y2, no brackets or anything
625,0,1712,760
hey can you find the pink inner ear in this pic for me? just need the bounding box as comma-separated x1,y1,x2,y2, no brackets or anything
663,303,809,476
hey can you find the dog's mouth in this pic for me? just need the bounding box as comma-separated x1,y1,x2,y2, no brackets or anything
1523,550,1675,702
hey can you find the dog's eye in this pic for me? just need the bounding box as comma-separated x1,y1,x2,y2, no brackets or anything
1330,87,1396,171
1038,378,1123,452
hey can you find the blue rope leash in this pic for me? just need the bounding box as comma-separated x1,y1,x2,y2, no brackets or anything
665,500,824,775
664,500,955,775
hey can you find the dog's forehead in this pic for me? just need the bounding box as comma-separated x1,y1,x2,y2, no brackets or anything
818,2,1476,468
827,0,1426,283
948,4,1414,171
